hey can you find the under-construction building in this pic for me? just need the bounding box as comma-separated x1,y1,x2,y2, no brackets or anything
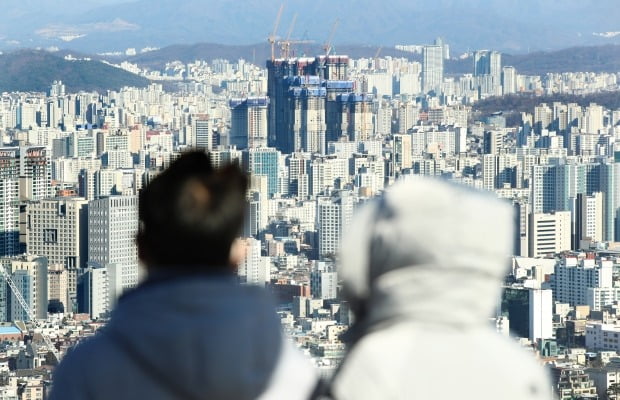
325,80,355,143
267,56,352,155
334,93,374,142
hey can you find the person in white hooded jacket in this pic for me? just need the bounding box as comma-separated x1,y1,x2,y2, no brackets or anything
329,177,554,400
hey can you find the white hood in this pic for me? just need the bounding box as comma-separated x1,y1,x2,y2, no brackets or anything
339,177,514,339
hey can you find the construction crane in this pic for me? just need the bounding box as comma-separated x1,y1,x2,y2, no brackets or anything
0,265,59,362
374,46,383,69
268,4,285,61
279,13,297,58
318,19,340,80
278,14,315,59
323,19,340,57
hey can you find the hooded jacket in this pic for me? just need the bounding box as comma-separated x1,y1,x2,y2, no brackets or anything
50,274,317,400
330,177,553,400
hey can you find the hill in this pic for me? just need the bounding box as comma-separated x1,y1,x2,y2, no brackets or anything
472,92,620,127
126,42,620,76
0,50,150,93
122,43,418,69
446,45,620,76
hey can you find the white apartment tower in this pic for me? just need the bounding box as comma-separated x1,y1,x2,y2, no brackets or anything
237,238,270,285
317,190,355,258
529,288,553,342
575,192,603,247
502,66,517,94
422,45,443,94
528,211,571,258
553,257,613,306
191,116,212,150
393,134,413,171
310,262,338,300
88,196,139,299
78,265,110,319
3,255,48,320
0,148,20,257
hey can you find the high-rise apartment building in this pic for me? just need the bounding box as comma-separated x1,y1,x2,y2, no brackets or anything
88,196,139,300
267,56,350,154
574,192,603,248
0,146,51,257
534,103,553,134
531,161,615,241
422,45,443,94
77,265,109,319
434,37,450,60
242,147,280,197
553,257,612,306
393,134,412,171
325,80,355,143
310,262,338,300
483,130,504,155
502,66,517,94
501,286,552,341
245,175,269,237
48,264,69,313
291,83,327,154
528,211,571,258
331,93,374,142
26,197,89,270
26,197,88,310
474,50,501,79
529,288,553,341
18,146,51,202
3,255,48,320
0,148,20,257
237,238,270,285
191,115,212,150
229,97,269,149
317,190,354,258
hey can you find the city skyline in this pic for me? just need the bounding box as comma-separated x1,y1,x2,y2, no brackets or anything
0,13,619,397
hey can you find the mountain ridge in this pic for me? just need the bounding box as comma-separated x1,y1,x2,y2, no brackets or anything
0,50,150,93
119,42,620,76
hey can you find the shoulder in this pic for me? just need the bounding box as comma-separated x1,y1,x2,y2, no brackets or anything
62,330,121,367
332,328,553,400
50,331,124,399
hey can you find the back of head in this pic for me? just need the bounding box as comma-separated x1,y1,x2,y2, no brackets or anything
137,151,248,270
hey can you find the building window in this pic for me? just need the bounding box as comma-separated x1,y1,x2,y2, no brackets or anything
43,229,57,244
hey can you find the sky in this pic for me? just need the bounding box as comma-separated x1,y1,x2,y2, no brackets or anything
0,0,618,54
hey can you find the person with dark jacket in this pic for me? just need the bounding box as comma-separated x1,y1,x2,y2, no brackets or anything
50,151,317,400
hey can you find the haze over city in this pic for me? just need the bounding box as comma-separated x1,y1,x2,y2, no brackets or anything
1,0,619,52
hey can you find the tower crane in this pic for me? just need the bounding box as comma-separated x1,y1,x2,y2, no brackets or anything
374,46,383,70
323,19,339,57
319,19,340,80
0,265,59,362
279,13,297,59
268,4,285,61
278,15,314,59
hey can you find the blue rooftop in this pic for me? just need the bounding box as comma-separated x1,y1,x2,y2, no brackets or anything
0,326,20,335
